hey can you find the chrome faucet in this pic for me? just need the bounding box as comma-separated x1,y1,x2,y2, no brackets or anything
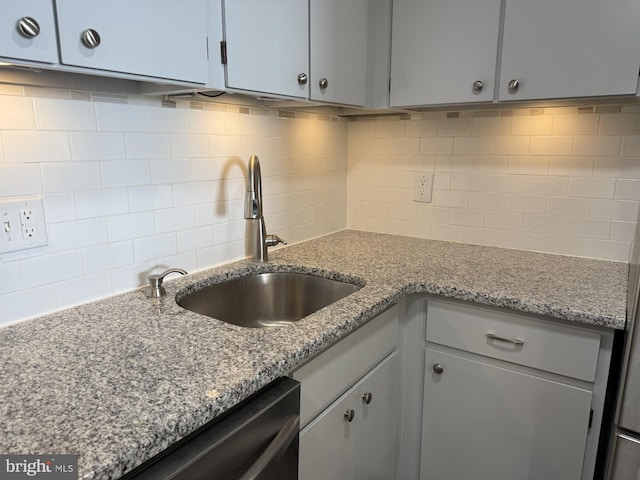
244,154,286,262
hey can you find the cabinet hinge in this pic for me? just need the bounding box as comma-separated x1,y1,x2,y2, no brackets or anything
220,41,227,65
588,409,593,429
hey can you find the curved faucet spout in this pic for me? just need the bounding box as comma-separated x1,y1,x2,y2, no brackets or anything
244,154,263,219
244,155,286,262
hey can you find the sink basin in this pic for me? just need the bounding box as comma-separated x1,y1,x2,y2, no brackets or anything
177,272,362,328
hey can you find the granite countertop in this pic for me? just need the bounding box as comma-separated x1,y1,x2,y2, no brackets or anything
0,230,629,479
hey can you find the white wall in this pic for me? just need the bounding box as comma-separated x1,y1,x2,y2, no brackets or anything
348,105,640,263
0,85,347,326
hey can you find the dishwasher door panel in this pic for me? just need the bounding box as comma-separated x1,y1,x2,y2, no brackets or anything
125,377,300,480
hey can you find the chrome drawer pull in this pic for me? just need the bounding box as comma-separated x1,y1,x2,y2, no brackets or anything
486,332,524,346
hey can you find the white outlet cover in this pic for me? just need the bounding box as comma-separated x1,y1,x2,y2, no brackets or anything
0,196,48,254
413,173,434,203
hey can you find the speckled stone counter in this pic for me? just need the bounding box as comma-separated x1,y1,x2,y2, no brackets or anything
0,230,629,479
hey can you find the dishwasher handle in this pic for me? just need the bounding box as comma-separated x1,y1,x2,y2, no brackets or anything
238,414,300,480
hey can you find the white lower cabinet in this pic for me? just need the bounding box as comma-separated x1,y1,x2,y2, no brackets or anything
418,299,613,480
300,353,398,480
293,305,399,480
421,348,592,480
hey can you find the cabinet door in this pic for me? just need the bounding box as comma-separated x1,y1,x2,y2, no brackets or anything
610,435,640,480
354,353,398,480
299,382,356,480
421,348,593,480
55,0,208,83
299,353,398,480
0,1,58,64
499,0,640,100
390,0,501,107
223,0,308,99
309,0,368,106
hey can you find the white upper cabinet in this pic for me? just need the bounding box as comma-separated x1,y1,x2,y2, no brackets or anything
222,0,309,99
390,0,640,106
1,1,58,64
390,0,501,107
498,0,640,101
55,0,208,84
309,0,369,106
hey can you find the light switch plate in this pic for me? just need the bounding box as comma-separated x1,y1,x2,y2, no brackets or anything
0,196,48,254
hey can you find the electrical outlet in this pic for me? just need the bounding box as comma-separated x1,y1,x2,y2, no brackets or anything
0,196,48,254
413,173,434,203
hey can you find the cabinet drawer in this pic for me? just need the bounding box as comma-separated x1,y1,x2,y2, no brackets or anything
293,305,398,427
426,300,601,382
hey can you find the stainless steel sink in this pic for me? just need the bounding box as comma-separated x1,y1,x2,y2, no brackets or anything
177,272,362,328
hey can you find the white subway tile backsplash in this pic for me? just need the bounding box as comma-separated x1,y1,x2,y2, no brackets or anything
611,221,638,242
454,137,492,155
101,160,150,187
125,133,171,159
82,241,134,274
128,185,173,212
43,162,101,192
20,251,83,288
583,239,631,262
548,156,594,176
573,135,622,156
0,262,21,294
552,115,599,135
177,226,214,253
590,199,639,221
405,119,437,138
133,233,177,262
525,176,569,196
96,102,146,132
433,190,468,208
491,136,530,155
437,118,473,137
0,96,35,130
4,131,71,162
107,212,155,241
564,217,611,239
529,136,573,156
449,208,485,227
507,156,549,175
451,174,488,191
599,114,640,135
420,137,453,155
472,117,512,136
500,230,541,251
486,175,526,193
468,192,506,211
146,107,189,134
154,206,195,234
546,196,590,217
506,194,546,213
55,272,112,309
34,98,96,131
75,189,129,219
70,132,125,161
49,219,107,251
430,223,464,242
0,164,42,196
0,286,57,326
149,159,191,184
540,234,583,256
523,214,565,234
621,136,640,156
188,109,225,135
568,177,616,198
594,157,640,178
170,134,209,158
462,227,501,246
615,179,640,200
511,116,553,136
110,260,158,293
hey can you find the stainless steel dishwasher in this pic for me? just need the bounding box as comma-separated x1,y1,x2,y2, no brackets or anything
123,377,300,480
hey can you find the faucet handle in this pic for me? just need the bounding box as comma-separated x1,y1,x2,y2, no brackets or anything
146,268,188,298
265,234,287,248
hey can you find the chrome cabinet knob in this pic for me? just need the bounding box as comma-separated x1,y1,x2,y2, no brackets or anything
319,77,328,90
344,409,355,422
297,73,308,85
508,79,520,93
17,17,40,39
472,80,484,91
433,363,444,374
81,28,101,49
362,392,373,405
